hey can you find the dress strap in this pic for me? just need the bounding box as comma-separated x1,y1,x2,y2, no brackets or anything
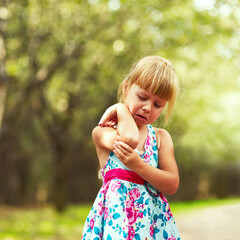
147,124,157,144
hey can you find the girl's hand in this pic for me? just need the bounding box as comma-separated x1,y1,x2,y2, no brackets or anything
113,141,142,170
98,104,118,127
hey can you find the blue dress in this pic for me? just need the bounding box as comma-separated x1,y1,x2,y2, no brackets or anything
82,125,180,240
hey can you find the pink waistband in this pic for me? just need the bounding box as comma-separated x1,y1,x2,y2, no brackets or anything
104,169,145,185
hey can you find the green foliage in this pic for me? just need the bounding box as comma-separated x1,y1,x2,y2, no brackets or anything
0,199,239,239
0,0,240,209
170,197,240,214
0,205,90,240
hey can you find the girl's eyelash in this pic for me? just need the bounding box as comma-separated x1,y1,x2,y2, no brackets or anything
138,95,162,108
138,95,147,100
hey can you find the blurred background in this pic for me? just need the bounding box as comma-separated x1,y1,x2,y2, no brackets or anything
0,0,240,216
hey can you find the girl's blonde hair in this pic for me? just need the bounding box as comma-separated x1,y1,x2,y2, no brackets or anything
118,56,178,123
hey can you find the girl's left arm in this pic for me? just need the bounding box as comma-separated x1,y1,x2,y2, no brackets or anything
113,129,179,195
151,128,179,194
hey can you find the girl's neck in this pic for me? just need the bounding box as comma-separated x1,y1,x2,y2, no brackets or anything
137,124,148,131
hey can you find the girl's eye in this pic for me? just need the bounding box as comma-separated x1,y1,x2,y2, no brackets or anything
154,103,161,108
138,95,147,101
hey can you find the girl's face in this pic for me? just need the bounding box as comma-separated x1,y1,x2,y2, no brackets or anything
124,84,167,126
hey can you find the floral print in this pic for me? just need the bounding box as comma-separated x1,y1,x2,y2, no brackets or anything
82,125,180,240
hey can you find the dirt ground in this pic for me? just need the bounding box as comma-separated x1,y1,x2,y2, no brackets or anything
175,203,240,240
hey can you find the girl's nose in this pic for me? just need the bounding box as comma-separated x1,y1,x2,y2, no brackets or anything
142,102,151,113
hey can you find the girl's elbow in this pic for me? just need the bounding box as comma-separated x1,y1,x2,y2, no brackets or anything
122,132,139,149
124,136,138,149
166,176,179,195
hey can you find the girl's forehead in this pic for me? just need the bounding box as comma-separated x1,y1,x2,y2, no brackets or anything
129,84,145,92
130,84,167,102
130,84,156,95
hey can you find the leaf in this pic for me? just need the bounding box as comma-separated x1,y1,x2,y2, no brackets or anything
138,196,144,204
107,234,112,240
163,230,168,239
113,213,121,219
135,234,141,240
94,227,99,235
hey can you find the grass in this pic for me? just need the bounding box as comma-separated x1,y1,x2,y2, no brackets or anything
0,198,239,240
170,197,240,214
0,204,91,240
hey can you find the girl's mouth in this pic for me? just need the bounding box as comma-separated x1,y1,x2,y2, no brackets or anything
135,114,147,121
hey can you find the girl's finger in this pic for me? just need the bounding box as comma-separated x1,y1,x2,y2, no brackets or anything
113,147,124,160
98,105,117,126
99,113,110,126
117,141,133,153
114,142,129,157
109,120,116,126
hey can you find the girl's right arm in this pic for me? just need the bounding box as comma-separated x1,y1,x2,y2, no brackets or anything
92,103,139,151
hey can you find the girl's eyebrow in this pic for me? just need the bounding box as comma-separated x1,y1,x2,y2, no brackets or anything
138,92,150,98
138,91,148,96
138,88,150,95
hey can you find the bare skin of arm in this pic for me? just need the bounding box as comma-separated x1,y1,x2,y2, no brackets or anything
92,103,139,168
113,128,179,195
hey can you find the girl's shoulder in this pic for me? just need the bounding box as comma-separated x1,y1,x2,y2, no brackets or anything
152,127,173,150
153,127,172,138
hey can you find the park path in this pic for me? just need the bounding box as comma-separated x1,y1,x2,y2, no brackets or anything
174,203,240,240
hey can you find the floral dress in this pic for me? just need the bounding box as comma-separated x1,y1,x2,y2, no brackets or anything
81,124,180,240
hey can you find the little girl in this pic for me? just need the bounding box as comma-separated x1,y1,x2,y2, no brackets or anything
81,56,181,240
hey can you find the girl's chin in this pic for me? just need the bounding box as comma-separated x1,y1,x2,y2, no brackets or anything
134,115,148,125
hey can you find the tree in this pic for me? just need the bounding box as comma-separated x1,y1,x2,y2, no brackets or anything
0,0,239,211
